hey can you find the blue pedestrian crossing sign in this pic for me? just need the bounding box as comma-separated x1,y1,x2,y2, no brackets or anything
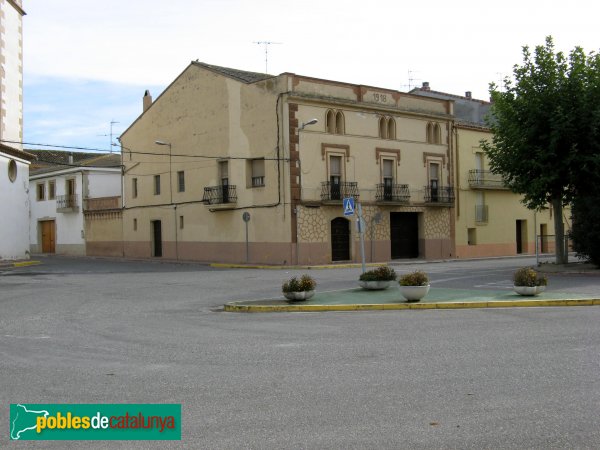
343,197,355,216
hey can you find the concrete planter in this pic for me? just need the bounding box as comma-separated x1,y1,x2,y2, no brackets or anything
283,290,315,301
358,280,392,290
513,285,546,296
399,284,430,302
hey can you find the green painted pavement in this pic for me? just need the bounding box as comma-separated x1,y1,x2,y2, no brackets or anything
232,285,591,307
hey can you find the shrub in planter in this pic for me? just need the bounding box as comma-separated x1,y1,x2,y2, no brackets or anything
359,266,397,282
399,271,429,286
282,274,316,301
358,266,397,290
513,267,547,296
513,267,547,287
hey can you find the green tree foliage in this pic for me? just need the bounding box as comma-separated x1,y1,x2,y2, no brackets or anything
482,37,600,264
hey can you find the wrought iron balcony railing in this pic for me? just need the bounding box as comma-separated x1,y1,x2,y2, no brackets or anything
468,170,508,189
375,183,410,203
424,186,455,204
202,185,237,205
320,181,359,201
56,194,79,212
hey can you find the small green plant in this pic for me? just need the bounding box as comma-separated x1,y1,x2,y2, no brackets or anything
359,266,397,282
282,274,317,293
513,267,547,287
399,271,429,286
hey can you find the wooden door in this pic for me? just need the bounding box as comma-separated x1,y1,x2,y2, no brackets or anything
41,220,55,253
331,218,350,261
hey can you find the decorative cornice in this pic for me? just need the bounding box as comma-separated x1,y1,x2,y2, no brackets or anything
375,148,401,165
422,152,446,167
321,143,350,161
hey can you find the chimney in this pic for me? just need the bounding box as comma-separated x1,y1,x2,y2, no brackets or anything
465,91,472,99
143,90,152,112
68,153,73,164
422,82,430,91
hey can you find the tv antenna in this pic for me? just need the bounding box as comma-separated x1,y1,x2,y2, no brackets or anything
253,41,282,74
398,69,421,91
97,120,120,153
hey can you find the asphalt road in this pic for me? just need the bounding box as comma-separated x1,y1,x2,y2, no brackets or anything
1,255,600,449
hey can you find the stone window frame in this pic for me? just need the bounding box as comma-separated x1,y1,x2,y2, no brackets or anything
375,148,401,184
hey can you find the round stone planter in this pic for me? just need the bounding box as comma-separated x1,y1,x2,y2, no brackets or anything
283,290,315,301
513,285,546,296
358,280,392,290
399,284,430,302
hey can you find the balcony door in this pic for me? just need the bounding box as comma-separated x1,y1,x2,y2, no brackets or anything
329,155,342,200
429,163,439,202
383,159,393,200
219,161,229,203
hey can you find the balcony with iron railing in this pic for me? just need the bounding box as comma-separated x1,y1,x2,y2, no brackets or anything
202,185,237,207
375,183,410,203
56,194,79,213
320,181,359,202
468,170,508,189
423,186,455,205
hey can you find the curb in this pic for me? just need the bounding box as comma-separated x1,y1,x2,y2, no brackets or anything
224,298,600,313
2,260,42,268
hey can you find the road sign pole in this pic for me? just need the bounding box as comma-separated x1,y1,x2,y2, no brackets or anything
357,202,366,274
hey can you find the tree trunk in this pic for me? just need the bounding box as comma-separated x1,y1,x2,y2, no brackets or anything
552,197,567,264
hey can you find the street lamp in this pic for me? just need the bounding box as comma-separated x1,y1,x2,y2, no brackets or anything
154,140,172,204
299,118,318,130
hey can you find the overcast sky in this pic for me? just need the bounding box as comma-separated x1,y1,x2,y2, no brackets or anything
24,0,600,152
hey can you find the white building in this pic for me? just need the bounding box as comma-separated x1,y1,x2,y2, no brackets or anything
29,152,121,255
0,144,34,259
0,0,30,260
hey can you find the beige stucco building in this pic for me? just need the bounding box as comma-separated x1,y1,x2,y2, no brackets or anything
120,63,457,265
411,84,561,258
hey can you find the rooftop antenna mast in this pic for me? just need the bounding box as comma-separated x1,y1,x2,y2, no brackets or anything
253,41,282,74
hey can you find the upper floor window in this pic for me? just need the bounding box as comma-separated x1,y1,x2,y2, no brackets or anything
378,116,396,140
48,180,56,200
132,178,138,198
426,122,442,144
66,178,76,196
177,171,185,193
154,175,161,195
326,109,345,135
250,159,265,187
36,183,45,201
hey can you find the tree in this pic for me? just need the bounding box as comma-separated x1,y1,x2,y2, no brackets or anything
482,37,600,264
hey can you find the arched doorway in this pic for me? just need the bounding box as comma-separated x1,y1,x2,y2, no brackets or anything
331,217,350,261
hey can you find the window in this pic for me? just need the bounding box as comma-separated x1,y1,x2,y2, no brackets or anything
387,118,396,140
325,109,345,134
133,218,137,231
179,215,184,229
48,180,56,200
66,178,76,196
329,155,342,200
468,228,477,245
132,178,138,198
154,175,161,195
219,161,229,202
8,159,17,182
426,122,442,144
382,159,394,200
379,117,396,140
429,162,440,201
36,183,45,201
250,159,265,187
379,117,387,139
177,171,185,193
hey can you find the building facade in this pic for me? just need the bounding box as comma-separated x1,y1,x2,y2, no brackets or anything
120,63,456,265
29,152,121,255
411,83,559,258
0,0,31,260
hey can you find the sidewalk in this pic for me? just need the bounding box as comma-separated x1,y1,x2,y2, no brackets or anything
225,285,600,312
